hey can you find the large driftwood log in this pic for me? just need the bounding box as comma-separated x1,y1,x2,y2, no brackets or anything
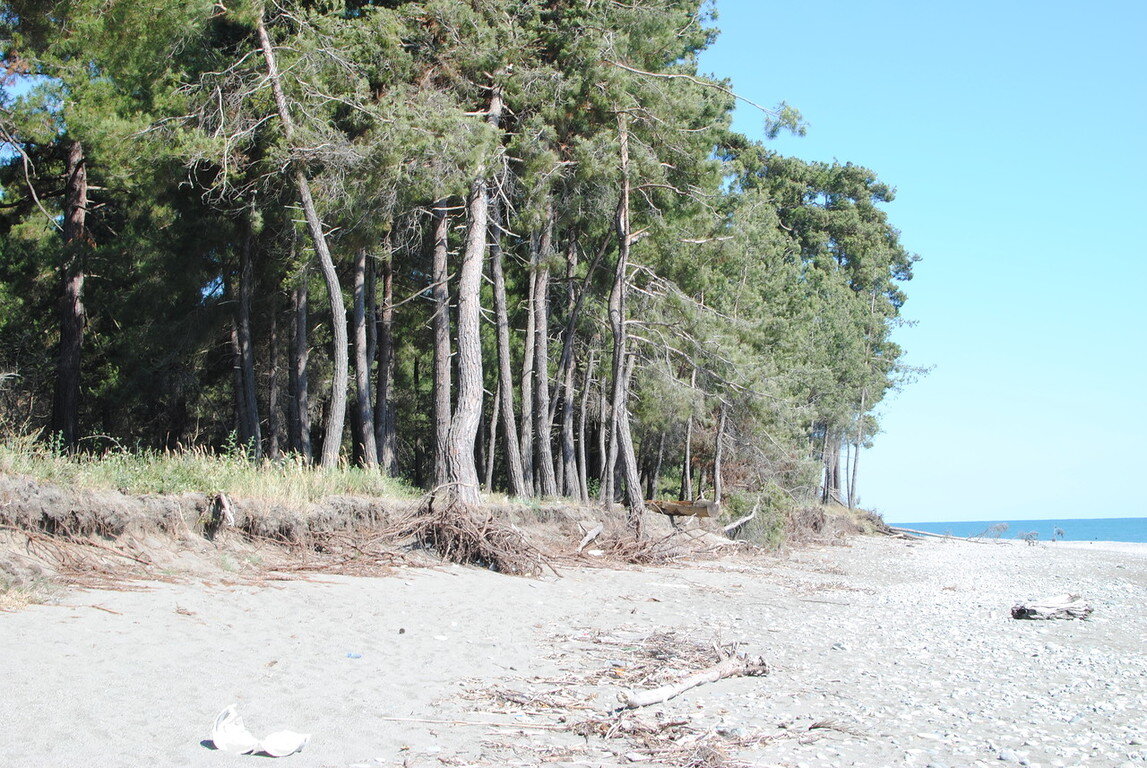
889,526,987,543
619,651,769,709
1011,594,1093,620
646,499,720,519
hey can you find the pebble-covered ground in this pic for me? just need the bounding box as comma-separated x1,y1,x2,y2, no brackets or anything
1,535,1143,767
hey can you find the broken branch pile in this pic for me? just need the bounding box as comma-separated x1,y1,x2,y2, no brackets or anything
403,498,553,576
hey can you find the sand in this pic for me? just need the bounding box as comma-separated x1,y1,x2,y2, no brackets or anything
1,536,1144,768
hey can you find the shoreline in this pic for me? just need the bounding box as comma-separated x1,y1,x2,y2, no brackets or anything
895,532,1147,558
2,535,1144,767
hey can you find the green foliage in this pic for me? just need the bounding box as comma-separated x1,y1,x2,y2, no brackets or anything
722,487,790,549
0,0,919,504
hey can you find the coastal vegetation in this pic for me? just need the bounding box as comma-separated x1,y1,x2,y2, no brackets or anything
0,0,916,527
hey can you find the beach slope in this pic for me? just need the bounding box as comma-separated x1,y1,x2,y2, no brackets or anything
1,537,1144,767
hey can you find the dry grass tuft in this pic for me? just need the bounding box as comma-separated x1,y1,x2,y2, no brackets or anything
0,438,417,504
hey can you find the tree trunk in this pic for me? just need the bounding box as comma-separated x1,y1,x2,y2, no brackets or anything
229,325,245,447
849,389,866,509
445,178,488,506
483,381,499,492
519,264,536,493
616,354,644,534
51,139,87,449
267,293,283,460
532,205,558,497
374,233,397,475
353,248,378,467
819,427,829,505
430,200,452,488
288,268,312,462
646,431,665,500
607,112,645,531
257,12,346,468
560,341,578,498
576,350,594,503
713,402,726,503
681,367,695,500
597,377,609,503
488,170,528,496
234,223,261,457
555,238,586,498
549,233,611,428
821,430,842,505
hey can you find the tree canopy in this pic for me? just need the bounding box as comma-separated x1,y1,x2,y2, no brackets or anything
1,0,917,518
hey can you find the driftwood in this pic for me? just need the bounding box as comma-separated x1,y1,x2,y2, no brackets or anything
889,526,988,543
722,502,759,535
646,499,720,519
577,523,604,552
618,650,769,709
1012,594,1093,620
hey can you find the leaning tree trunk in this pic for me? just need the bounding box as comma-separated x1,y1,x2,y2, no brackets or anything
374,233,397,475
615,354,644,534
50,139,87,449
352,248,377,467
257,13,345,468
430,200,452,488
445,178,488,506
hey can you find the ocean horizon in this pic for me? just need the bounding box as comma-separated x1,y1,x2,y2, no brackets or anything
887,516,1146,543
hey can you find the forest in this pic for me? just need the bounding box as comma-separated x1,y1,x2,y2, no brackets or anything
0,0,916,528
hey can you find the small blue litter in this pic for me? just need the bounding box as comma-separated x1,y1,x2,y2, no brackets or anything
346,652,362,659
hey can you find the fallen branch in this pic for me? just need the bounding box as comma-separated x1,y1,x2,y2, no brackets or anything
376,716,564,731
723,502,759,535
88,604,123,615
618,651,769,709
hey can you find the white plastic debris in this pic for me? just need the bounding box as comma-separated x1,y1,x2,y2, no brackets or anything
211,705,311,757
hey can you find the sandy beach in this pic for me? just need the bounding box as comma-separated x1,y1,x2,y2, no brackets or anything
2,535,1144,768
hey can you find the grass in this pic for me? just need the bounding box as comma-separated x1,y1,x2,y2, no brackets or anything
0,573,63,611
0,437,419,505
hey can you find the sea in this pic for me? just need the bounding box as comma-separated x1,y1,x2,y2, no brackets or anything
888,517,1147,544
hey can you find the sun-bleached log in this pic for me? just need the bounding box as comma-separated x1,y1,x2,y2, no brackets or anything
1012,594,1093,620
618,651,769,709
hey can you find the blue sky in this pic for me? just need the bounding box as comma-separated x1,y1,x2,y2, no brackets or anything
699,0,1146,522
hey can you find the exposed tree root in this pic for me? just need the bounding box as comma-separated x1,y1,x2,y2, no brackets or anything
404,497,555,576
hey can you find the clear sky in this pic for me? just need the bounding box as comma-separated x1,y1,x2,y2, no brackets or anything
699,0,1147,523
